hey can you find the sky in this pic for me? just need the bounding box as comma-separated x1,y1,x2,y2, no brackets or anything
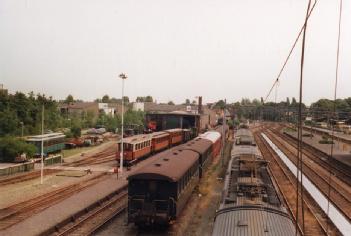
0,0,350,105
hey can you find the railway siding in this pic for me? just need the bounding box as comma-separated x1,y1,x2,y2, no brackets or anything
262,133,351,235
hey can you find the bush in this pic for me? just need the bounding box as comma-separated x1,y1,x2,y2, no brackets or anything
0,137,36,162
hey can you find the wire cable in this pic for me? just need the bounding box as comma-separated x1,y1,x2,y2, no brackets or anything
327,0,343,233
264,0,318,103
295,0,313,234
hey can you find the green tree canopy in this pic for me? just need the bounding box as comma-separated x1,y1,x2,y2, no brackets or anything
0,137,36,162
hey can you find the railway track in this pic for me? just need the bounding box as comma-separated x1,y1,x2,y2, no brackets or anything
0,173,109,230
64,146,116,167
253,129,339,235
0,145,116,187
50,187,127,236
262,127,351,220
0,169,60,186
272,125,351,185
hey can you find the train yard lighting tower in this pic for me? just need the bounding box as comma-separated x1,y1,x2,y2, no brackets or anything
119,73,127,175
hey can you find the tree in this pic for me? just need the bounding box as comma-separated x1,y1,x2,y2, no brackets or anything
286,97,290,106
185,99,190,105
168,101,175,105
123,96,129,103
0,137,36,162
145,96,153,102
214,100,225,109
71,126,81,138
102,95,110,103
65,95,74,104
136,97,145,102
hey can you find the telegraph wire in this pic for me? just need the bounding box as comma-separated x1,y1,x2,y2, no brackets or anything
295,0,313,234
264,0,318,103
327,0,343,234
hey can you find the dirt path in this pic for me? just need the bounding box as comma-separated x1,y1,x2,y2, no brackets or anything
170,141,233,236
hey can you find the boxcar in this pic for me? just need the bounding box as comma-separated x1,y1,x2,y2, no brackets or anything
128,149,200,226
151,131,170,153
116,134,152,165
165,128,184,146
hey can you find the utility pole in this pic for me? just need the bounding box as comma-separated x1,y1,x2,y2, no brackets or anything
119,73,127,176
40,104,44,185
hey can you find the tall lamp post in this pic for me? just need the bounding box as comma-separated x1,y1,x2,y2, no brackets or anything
119,73,127,175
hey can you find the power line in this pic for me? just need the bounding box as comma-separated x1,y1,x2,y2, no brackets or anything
295,0,313,234
264,0,318,103
327,0,343,233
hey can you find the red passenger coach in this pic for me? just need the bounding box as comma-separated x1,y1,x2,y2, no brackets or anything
165,128,184,146
151,131,170,153
199,131,222,158
117,134,152,165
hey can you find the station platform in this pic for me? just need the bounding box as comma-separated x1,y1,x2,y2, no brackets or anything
0,154,161,236
285,130,351,168
303,126,351,144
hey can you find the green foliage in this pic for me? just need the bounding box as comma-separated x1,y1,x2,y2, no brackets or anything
185,99,190,105
102,94,110,103
65,94,74,104
167,101,175,105
214,100,225,109
0,137,36,162
136,96,153,103
71,126,81,138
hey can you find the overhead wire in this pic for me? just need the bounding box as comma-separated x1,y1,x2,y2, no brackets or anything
264,0,318,103
327,0,343,234
295,0,313,234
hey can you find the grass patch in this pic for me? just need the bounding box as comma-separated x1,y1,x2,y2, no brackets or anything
61,146,95,158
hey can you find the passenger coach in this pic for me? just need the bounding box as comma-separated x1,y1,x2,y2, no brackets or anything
127,149,200,226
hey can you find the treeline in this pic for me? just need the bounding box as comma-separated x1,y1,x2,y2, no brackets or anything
0,91,62,136
222,97,351,122
0,92,146,138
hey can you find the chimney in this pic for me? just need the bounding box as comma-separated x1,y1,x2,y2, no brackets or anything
198,96,203,114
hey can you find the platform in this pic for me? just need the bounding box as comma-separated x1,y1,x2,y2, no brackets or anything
303,126,351,144
285,130,351,168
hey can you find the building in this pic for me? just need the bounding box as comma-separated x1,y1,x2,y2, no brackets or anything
59,102,127,119
143,101,218,132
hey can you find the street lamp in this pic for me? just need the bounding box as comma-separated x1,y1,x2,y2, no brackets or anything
119,73,127,175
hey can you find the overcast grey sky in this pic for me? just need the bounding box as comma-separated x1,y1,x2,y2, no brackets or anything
0,0,350,105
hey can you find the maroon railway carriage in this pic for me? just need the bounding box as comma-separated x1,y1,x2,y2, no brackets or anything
177,138,213,178
151,131,170,153
127,149,200,226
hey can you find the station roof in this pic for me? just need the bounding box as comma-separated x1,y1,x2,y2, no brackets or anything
128,149,199,182
26,133,66,142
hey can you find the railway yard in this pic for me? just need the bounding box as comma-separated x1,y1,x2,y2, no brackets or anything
0,123,350,235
